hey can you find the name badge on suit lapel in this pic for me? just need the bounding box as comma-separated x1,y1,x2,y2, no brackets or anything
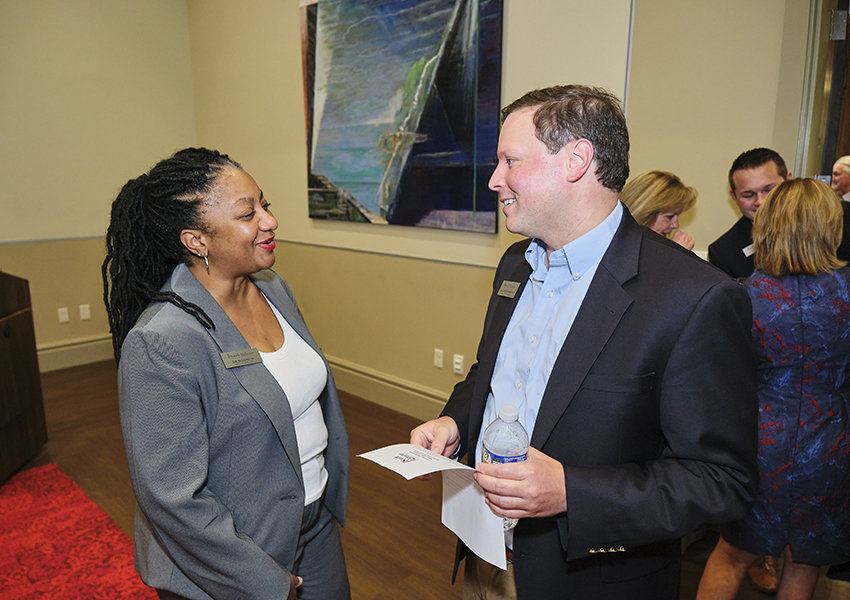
497,280,521,299
743,243,755,257
220,348,262,368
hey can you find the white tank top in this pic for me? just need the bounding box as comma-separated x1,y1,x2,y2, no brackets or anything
258,296,329,505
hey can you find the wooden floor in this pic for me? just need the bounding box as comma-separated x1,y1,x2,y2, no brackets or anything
24,360,459,600
17,360,850,599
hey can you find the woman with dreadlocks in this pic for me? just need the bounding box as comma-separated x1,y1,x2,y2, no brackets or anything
103,148,350,600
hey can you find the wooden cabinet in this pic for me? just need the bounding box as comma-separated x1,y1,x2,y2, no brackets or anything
0,271,47,484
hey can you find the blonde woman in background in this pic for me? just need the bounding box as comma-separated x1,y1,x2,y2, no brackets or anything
621,170,697,249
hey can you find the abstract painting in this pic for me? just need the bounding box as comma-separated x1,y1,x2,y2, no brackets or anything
300,0,502,232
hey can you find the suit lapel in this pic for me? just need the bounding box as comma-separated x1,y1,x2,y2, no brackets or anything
529,214,641,449
482,255,533,370
737,217,752,250
167,265,304,486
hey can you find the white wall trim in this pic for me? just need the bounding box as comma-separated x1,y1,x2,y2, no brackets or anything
325,354,449,421
37,333,113,373
33,337,447,422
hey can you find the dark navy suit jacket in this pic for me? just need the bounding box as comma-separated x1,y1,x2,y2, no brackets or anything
442,210,758,600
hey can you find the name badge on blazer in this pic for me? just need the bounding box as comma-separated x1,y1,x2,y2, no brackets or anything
221,348,262,369
497,280,521,299
743,243,755,257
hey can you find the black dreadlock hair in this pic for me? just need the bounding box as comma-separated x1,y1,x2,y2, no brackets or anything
102,148,241,363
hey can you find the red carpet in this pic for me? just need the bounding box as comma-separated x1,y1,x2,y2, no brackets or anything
0,463,156,599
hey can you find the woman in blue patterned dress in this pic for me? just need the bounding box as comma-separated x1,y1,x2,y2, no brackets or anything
697,178,850,600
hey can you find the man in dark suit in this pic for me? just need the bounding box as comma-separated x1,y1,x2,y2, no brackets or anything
411,85,758,600
708,148,791,280
710,148,850,285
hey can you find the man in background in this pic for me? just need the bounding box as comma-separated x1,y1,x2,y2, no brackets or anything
411,84,758,600
708,148,791,280
711,149,850,283
831,155,850,201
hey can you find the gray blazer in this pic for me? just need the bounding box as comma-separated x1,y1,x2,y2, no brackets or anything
118,264,348,600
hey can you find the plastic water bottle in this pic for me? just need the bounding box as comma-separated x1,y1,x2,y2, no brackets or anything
481,404,528,531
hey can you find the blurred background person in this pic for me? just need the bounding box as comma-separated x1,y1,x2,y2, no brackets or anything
103,148,350,600
831,155,850,201
696,178,850,600
620,170,697,249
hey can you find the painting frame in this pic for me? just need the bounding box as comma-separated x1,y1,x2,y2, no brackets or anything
300,0,503,233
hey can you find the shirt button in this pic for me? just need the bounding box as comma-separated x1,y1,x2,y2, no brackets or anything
516,382,522,389
547,291,554,298
530,336,536,343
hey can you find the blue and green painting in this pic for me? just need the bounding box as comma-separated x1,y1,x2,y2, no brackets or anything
302,0,501,232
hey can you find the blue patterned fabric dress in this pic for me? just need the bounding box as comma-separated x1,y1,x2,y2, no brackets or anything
724,269,850,565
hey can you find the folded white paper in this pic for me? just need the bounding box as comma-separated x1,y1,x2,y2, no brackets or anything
358,443,470,479
358,443,507,569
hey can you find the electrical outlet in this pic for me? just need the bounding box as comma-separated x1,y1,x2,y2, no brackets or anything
79,304,91,320
453,354,464,375
58,307,69,323
434,348,444,368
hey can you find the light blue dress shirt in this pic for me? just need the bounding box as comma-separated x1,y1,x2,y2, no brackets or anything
475,202,624,465
476,202,623,547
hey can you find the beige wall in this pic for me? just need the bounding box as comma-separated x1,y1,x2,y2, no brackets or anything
0,0,197,370
0,0,197,243
274,243,495,419
0,239,112,371
0,0,822,418
627,0,809,250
